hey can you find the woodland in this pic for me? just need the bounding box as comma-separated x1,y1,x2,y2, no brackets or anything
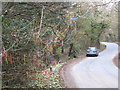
1,2,118,88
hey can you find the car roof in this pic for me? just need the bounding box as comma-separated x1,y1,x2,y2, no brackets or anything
87,47,97,50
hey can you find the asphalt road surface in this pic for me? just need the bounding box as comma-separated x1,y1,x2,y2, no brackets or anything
70,42,119,88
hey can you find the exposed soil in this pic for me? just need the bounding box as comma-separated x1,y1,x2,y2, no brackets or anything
60,56,86,88
113,54,120,69
116,42,120,46
113,42,120,69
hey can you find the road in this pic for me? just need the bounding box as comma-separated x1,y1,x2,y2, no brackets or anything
70,42,119,88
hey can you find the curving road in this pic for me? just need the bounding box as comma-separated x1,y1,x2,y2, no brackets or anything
70,42,119,88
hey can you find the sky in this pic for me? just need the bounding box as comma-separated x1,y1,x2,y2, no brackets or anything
0,0,118,2
102,0,119,9
0,0,119,2
103,0,119,3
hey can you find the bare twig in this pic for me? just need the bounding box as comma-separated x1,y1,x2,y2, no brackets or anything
3,42,16,53
38,6,45,37
94,0,113,7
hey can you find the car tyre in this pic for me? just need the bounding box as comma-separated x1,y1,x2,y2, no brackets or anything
96,54,98,57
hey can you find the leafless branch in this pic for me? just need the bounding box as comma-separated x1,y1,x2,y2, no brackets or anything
38,6,44,37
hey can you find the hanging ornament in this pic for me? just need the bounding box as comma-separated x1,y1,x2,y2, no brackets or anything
0,53,2,64
56,24,59,31
37,60,40,67
40,71,44,79
53,37,58,46
33,54,37,62
35,20,38,26
0,59,2,64
26,71,29,78
10,53,13,64
39,38,42,44
2,52,6,60
2,52,8,64
46,41,49,53
6,52,8,64
41,50,44,57
46,56,48,64
11,30,17,37
49,45,53,54
24,54,26,64
2,52,6,58
59,41,64,46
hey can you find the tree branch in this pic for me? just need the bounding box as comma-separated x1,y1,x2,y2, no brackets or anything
38,6,44,37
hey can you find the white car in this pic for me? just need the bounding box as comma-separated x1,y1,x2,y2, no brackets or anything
86,47,99,57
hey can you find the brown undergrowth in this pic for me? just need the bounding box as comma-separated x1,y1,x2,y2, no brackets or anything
113,53,120,69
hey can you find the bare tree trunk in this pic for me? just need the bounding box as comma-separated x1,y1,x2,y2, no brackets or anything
68,43,73,56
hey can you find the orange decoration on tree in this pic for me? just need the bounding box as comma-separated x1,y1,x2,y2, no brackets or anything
56,25,59,30
35,20,38,25
11,30,17,37
10,53,12,64
24,54,26,64
49,45,53,54
33,54,37,62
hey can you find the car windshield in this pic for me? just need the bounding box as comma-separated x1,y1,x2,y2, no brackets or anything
87,47,97,51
